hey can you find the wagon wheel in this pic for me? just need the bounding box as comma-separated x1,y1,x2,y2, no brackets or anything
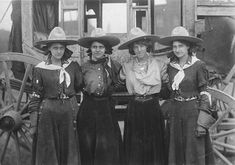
212,64,235,100
0,52,42,165
208,87,235,165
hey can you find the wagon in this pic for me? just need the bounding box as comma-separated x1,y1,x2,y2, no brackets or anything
0,0,235,164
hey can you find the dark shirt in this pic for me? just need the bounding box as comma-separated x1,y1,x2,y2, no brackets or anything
29,61,83,113
168,60,208,99
82,58,123,96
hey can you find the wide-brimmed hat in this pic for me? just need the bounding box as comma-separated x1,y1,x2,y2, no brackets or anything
118,27,160,50
34,27,78,50
159,26,203,46
77,28,120,48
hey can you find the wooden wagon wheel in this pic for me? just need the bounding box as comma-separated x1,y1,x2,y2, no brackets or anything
0,52,42,165
208,87,235,165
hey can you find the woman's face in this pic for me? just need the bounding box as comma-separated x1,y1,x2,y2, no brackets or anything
172,41,189,59
90,41,106,61
133,42,148,59
48,43,65,60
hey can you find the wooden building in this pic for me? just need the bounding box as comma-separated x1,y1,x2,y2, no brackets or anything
18,0,235,73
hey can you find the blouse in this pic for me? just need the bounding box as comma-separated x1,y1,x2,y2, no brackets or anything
167,56,208,99
28,60,83,112
120,56,169,95
82,57,122,96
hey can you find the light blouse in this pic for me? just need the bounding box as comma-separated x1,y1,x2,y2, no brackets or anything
120,56,168,95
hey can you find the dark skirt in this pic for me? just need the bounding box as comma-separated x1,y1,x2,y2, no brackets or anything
77,95,123,165
124,97,166,165
33,96,81,165
167,99,215,165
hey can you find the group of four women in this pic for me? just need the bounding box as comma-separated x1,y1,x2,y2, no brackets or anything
28,26,216,165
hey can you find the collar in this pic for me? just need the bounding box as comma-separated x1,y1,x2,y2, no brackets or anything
89,56,112,67
170,55,199,70
36,59,72,70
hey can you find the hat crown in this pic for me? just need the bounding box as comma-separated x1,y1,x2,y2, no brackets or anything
48,27,67,40
128,27,147,40
171,26,189,37
90,28,107,37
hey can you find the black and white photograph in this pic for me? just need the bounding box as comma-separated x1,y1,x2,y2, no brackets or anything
0,0,235,165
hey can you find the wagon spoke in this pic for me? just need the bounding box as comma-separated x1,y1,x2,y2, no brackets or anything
19,101,30,114
0,103,14,114
16,64,33,112
2,62,16,105
0,130,4,137
23,119,31,125
210,109,230,130
0,131,11,163
211,129,235,139
21,113,30,119
21,124,31,134
0,97,5,108
213,147,233,165
18,128,32,152
13,131,21,165
213,140,235,151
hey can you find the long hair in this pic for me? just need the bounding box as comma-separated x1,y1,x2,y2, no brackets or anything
86,40,113,57
128,39,153,55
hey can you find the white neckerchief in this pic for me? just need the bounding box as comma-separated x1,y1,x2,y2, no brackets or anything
36,60,72,87
170,56,199,90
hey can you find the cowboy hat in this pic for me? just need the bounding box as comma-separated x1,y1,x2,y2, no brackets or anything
118,27,160,50
77,28,120,48
34,27,78,50
159,26,203,46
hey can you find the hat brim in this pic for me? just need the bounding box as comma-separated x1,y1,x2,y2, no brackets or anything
118,35,160,50
159,36,202,46
78,36,120,48
34,39,78,50
153,46,172,56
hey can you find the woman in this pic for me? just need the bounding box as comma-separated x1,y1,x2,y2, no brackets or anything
159,26,215,165
77,28,124,165
29,27,83,165
118,27,169,165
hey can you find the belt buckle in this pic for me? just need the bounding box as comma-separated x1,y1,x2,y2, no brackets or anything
174,96,184,101
60,93,69,99
177,96,184,101
135,95,153,102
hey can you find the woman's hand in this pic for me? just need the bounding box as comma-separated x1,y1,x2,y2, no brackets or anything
195,125,207,138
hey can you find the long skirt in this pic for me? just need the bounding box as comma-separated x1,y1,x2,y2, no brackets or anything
167,99,215,165
77,96,123,165
32,96,81,165
124,97,166,165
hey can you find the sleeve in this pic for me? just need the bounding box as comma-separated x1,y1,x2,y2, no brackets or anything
197,62,216,129
107,60,127,93
28,67,43,113
28,67,43,128
159,61,171,99
160,61,169,84
119,63,127,82
74,62,84,93
197,62,210,112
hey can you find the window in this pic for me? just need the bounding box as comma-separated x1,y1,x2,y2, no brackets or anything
102,3,127,33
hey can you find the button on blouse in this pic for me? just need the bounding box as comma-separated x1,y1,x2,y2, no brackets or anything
82,61,111,96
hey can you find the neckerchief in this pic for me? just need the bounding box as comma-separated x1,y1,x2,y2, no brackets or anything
170,56,199,90
36,60,72,87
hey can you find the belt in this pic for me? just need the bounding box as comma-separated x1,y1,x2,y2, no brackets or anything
174,96,197,102
47,94,73,100
83,93,110,101
134,93,159,102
